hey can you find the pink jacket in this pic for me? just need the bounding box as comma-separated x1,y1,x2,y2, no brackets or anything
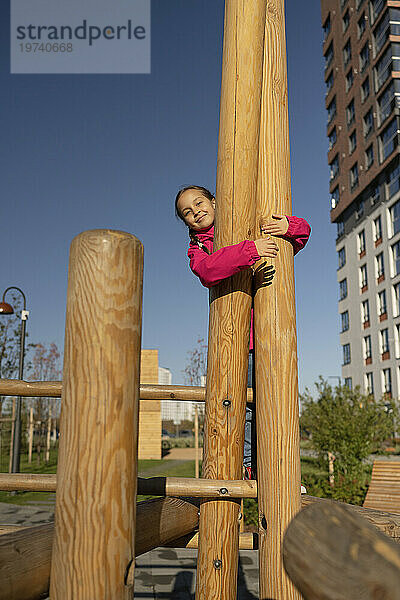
187,215,311,349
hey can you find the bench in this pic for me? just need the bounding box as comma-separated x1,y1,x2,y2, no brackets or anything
363,459,400,514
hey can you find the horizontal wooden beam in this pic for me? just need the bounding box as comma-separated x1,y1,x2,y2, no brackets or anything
283,500,400,600
0,378,255,403
0,473,257,498
138,476,257,498
164,531,256,550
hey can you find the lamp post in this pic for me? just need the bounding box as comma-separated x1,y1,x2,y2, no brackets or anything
0,286,29,473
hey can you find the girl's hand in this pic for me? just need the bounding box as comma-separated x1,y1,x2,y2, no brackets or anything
261,214,289,236
254,238,279,258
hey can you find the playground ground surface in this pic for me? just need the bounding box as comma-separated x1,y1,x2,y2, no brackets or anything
0,501,259,599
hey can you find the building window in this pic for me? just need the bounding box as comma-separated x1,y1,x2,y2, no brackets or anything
374,215,382,242
376,252,385,279
343,39,352,67
360,41,370,72
363,109,374,138
349,130,357,154
343,343,351,365
330,154,339,181
361,76,370,102
358,13,366,38
394,282,400,315
338,246,346,268
382,367,392,394
325,41,334,70
361,299,370,324
345,68,354,92
377,81,395,127
356,200,365,220
392,240,400,276
366,144,374,169
371,184,381,205
337,221,345,238
344,377,352,389
326,71,334,95
365,372,374,394
373,10,390,56
346,99,355,127
350,162,359,191
358,229,366,254
329,127,337,150
396,323,400,357
380,328,390,354
371,0,386,25
327,96,336,125
323,14,331,41
339,278,348,300
379,118,399,163
378,289,387,315
374,45,392,91
331,186,340,209
341,310,349,332
360,263,368,288
388,164,400,199
343,10,350,32
390,7,400,36
364,335,372,359
390,200,400,236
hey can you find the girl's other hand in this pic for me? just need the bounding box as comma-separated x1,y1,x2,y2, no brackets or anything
261,214,289,236
254,238,279,258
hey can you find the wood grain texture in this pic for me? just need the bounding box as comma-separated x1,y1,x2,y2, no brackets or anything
138,476,257,498
363,459,400,514
254,1,302,598
283,501,400,600
49,229,143,600
166,531,256,550
196,2,267,599
0,379,255,403
0,523,53,600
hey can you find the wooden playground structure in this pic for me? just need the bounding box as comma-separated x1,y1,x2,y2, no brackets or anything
1,1,400,598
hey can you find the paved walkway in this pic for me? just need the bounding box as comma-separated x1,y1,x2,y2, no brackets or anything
0,501,259,598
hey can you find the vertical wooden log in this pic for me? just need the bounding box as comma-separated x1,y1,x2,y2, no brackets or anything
50,229,143,600
195,404,199,478
8,399,15,473
195,2,267,599
254,1,302,598
45,404,51,463
28,407,33,464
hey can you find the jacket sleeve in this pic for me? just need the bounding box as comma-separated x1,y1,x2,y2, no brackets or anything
188,240,260,288
282,215,311,255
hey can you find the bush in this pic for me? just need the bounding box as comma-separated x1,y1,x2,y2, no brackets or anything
300,378,396,505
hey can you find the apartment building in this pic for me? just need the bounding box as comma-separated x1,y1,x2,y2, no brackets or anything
321,0,400,397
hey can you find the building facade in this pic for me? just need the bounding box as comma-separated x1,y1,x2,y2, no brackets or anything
321,0,400,397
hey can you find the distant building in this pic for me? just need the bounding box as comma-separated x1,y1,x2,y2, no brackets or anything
321,0,400,398
160,367,204,422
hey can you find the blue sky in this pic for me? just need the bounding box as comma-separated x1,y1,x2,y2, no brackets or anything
0,1,340,393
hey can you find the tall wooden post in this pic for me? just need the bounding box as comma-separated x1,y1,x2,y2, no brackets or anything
50,229,143,600
195,2,267,598
254,1,302,598
28,407,33,464
45,404,51,463
194,404,199,479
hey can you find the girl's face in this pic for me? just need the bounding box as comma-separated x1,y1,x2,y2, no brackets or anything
177,189,215,231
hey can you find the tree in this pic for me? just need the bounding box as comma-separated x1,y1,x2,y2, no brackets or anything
183,337,208,386
300,377,396,504
30,342,62,464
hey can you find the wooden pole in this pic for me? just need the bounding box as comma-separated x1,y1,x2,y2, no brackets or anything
0,379,255,403
45,404,51,463
28,407,33,464
283,501,400,600
253,1,302,597
50,229,143,600
195,404,199,478
196,2,267,599
8,399,15,473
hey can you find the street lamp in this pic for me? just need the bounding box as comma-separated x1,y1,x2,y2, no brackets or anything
0,286,29,473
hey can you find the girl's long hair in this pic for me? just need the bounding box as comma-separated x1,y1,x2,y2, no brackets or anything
175,185,214,255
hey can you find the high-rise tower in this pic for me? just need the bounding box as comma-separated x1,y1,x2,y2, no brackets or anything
321,0,400,397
